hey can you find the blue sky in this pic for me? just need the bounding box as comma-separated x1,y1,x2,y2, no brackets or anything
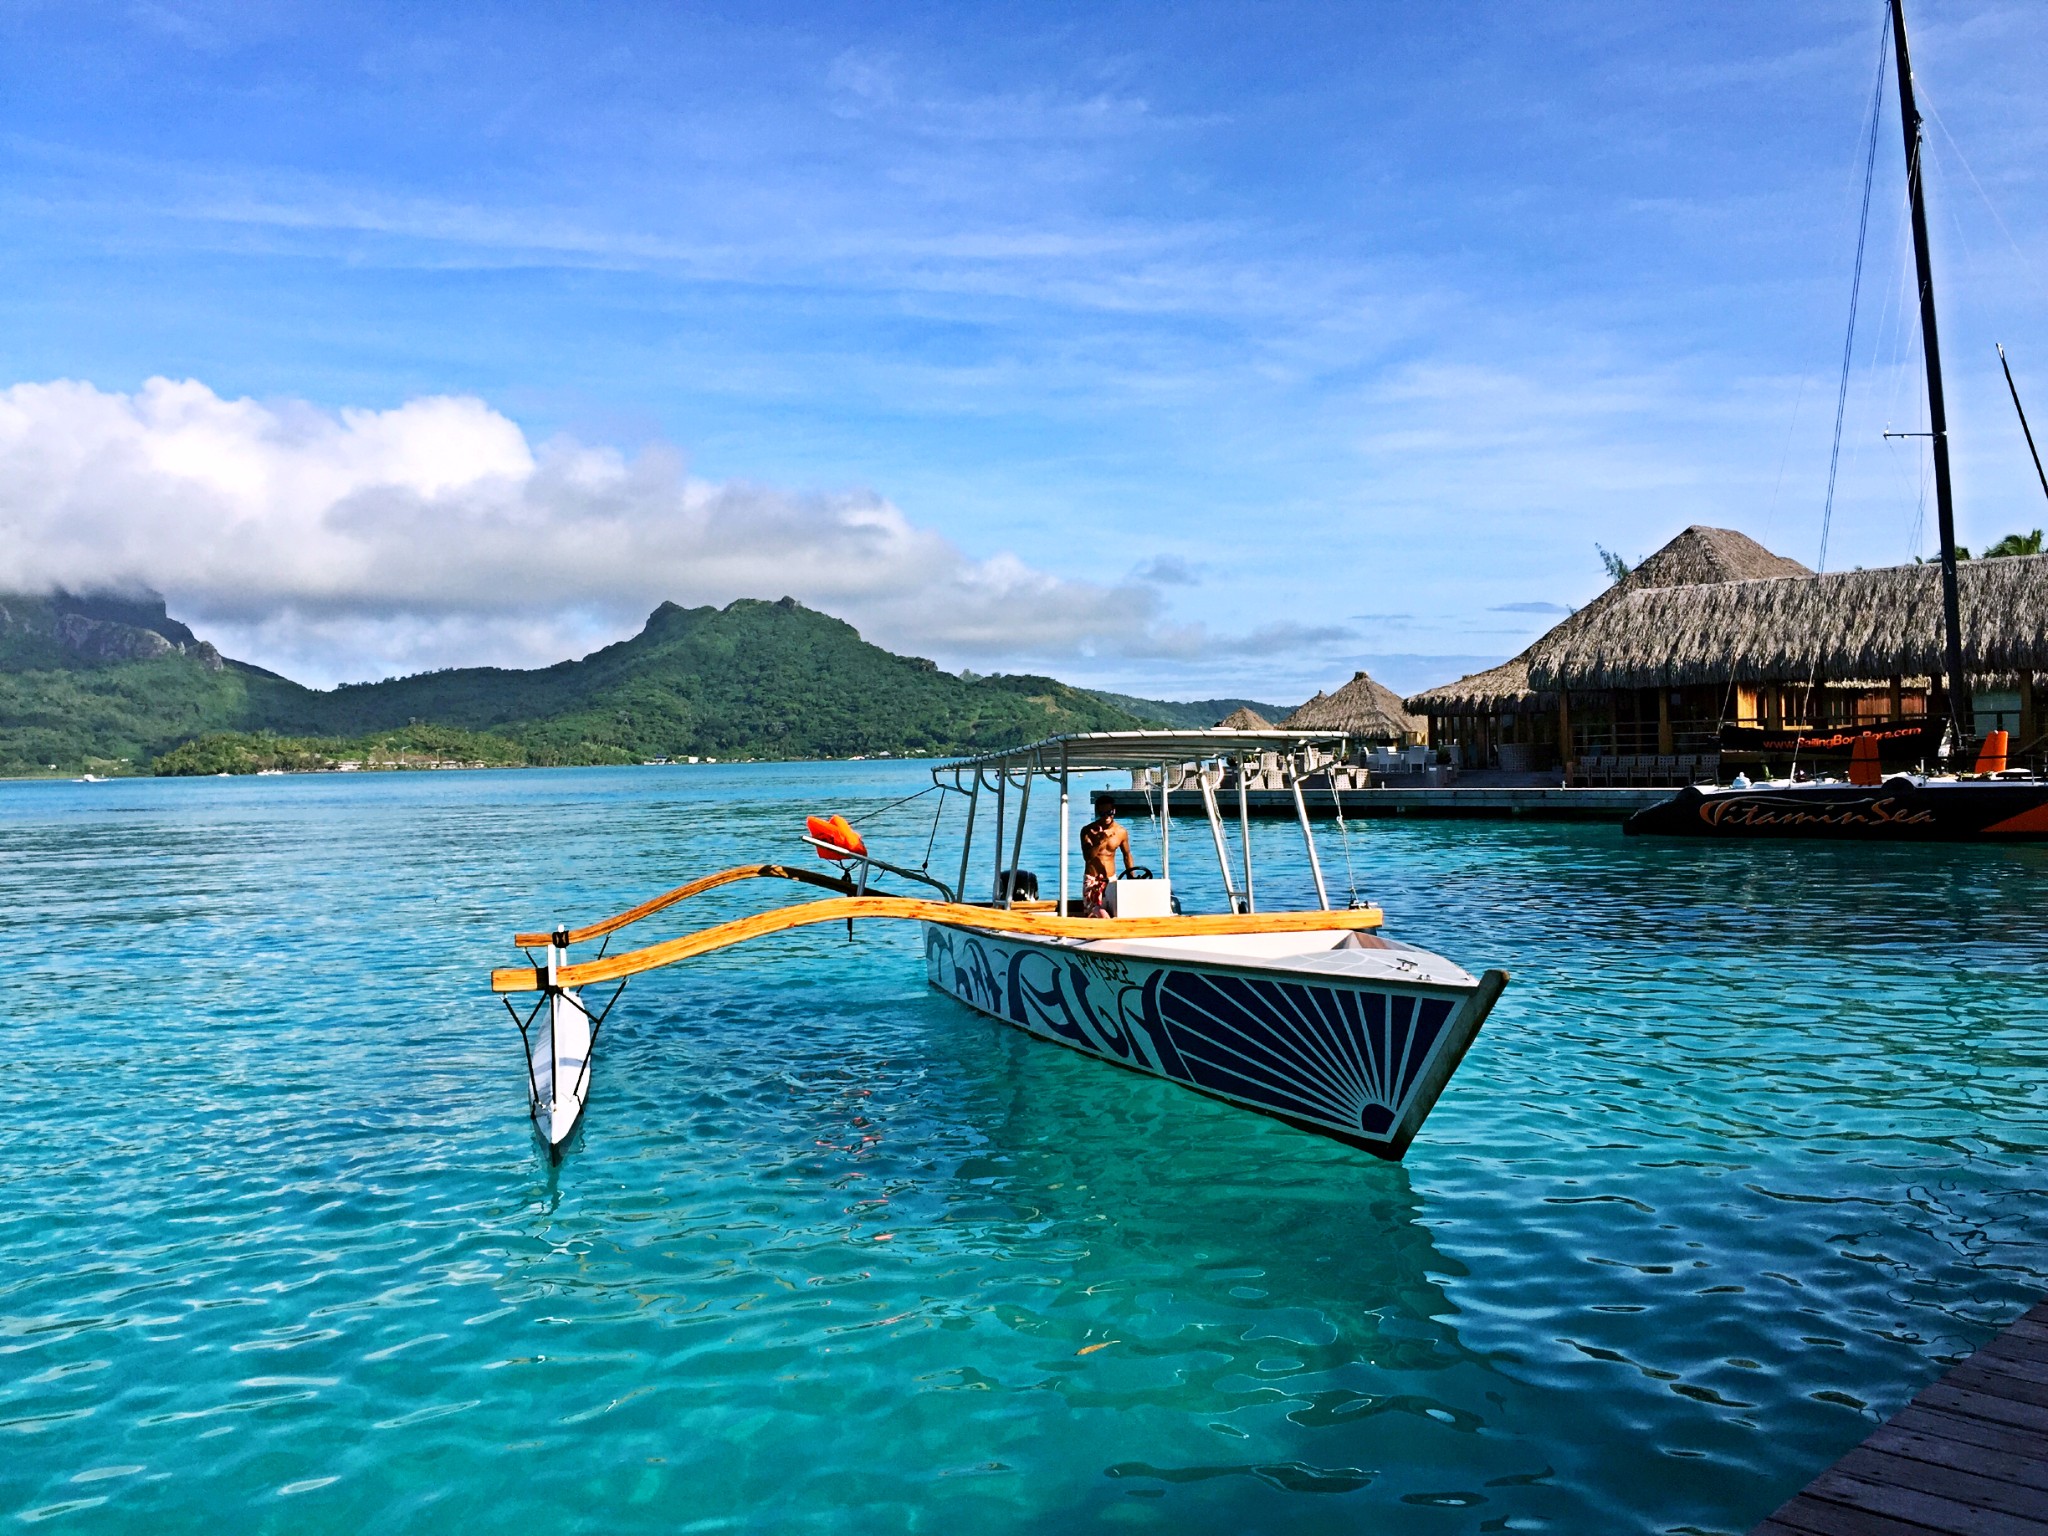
2,1,2045,697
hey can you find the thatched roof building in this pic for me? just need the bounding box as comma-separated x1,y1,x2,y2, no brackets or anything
1282,670,1423,744
1390,520,2048,773
1406,656,1538,716
1215,705,1275,730
1529,551,2048,690
1406,525,1811,717
1612,524,1813,589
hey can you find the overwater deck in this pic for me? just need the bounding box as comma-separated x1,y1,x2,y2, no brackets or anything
1751,1298,2048,1534
1102,785,1669,823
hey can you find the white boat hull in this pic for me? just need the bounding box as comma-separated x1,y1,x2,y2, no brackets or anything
529,987,594,1152
924,924,1503,1159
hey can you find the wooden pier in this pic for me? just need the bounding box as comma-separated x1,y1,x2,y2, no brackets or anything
1103,785,1668,824
1752,1298,2048,1535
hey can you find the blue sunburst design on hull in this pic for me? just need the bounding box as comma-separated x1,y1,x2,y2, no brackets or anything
923,926,1476,1156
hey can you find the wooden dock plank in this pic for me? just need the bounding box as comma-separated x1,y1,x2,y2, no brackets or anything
1918,1382,2048,1439
1891,1406,2048,1467
1800,1467,2048,1534
1948,1361,2048,1408
1978,1337,2048,1374
1752,1302,2048,1535
1867,1423,2048,1494
1830,1447,2048,1522
1762,1498,1955,1536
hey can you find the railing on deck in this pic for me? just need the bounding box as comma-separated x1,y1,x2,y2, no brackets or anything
1568,751,1721,788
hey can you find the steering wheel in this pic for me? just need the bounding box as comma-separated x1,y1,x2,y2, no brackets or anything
1125,865,1155,880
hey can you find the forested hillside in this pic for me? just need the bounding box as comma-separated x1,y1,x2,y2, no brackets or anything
0,590,1186,773
1086,690,1297,729
0,591,316,772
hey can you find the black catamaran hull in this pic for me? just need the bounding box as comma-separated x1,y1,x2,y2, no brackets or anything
924,925,1505,1159
1625,777,2048,840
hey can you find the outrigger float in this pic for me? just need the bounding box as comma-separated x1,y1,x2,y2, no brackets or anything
493,730,1508,1161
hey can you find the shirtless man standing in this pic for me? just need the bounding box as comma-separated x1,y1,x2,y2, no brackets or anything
1079,794,1134,916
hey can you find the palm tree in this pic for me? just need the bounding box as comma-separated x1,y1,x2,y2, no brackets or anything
1952,529,2048,560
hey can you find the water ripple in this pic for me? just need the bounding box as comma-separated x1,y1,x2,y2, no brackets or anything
1,767,2043,1533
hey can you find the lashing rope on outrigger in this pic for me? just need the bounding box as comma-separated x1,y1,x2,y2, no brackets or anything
496,864,1384,995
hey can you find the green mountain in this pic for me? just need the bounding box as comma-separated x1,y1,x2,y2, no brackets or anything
0,590,311,773
0,590,1182,774
1084,690,1298,730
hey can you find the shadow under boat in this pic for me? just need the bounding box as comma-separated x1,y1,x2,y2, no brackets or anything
945,1060,1474,1378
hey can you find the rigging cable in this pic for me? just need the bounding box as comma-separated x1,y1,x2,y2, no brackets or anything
1793,19,1890,781
920,790,946,872
1918,86,2039,292
1819,22,1890,581
846,781,940,826
1326,763,1361,906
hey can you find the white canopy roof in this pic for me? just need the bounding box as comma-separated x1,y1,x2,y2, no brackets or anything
932,728,1350,782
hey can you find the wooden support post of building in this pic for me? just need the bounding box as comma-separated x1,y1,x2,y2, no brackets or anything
1889,674,1905,723
1656,689,1674,755
1558,689,1573,767
2021,671,2038,753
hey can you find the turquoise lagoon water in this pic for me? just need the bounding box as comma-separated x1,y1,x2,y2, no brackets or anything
3,763,2045,1533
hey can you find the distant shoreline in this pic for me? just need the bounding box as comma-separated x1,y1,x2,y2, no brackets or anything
0,755,962,784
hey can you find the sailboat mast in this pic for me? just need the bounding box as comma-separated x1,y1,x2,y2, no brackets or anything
1997,345,2048,505
1890,0,1972,745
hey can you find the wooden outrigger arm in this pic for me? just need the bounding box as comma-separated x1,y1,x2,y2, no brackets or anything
512,863,856,948
494,896,1384,994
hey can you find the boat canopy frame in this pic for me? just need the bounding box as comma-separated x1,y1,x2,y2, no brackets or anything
929,729,1358,918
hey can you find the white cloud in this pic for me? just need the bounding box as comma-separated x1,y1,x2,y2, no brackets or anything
0,376,1246,686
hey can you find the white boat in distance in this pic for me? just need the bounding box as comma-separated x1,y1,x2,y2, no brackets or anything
492,730,1507,1160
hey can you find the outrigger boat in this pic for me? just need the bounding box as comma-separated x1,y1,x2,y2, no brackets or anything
492,729,1508,1161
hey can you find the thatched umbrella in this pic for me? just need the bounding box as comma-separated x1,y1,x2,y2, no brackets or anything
1282,670,1423,743
1215,706,1274,729
1405,525,1812,716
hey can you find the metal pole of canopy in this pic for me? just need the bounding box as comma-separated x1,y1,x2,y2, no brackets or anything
991,766,1008,902
1236,753,1255,915
1004,766,1034,910
956,770,980,905
1290,758,1330,911
1159,762,1171,884
1198,764,1243,913
1058,748,1071,918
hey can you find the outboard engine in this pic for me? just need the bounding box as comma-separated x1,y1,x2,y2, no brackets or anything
994,869,1039,902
